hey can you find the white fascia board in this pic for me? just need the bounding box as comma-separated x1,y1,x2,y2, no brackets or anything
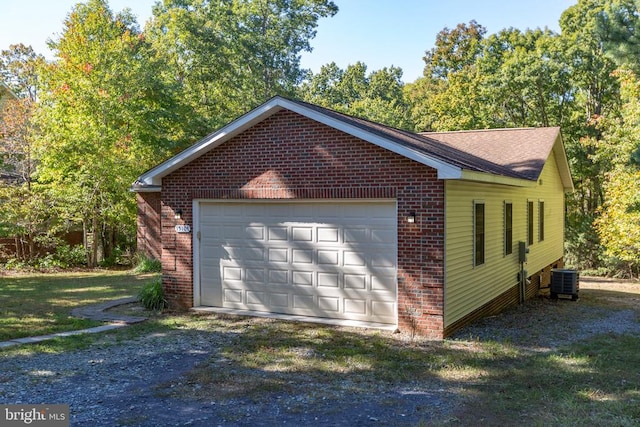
278,99,463,179
552,135,575,192
129,185,162,193
459,170,537,187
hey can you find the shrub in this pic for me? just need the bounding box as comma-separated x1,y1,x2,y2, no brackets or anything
2,244,87,271
134,254,162,274
54,244,88,267
138,278,167,311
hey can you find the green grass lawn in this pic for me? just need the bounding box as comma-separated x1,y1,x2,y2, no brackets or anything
0,270,157,341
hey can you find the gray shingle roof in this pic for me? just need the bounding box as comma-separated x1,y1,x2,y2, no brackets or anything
290,98,560,181
422,127,561,181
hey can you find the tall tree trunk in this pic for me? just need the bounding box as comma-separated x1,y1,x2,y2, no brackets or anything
91,214,99,267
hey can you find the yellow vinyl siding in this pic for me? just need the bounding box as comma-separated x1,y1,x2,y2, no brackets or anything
444,151,566,327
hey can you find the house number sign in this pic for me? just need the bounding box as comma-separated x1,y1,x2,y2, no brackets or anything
175,225,191,233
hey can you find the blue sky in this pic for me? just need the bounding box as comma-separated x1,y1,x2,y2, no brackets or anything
0,0,576,82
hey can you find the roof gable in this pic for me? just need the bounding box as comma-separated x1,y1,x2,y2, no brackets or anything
132,96,573,191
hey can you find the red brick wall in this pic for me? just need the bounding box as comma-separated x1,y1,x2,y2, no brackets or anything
158,109,446,338
136,192,161,260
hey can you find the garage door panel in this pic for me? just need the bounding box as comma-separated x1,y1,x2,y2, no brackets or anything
371,253,395,267
317,227,340,243
226,246,264,261
318,296,340,312
222,266,242,281
292,271,313,286
344,299,367,315
292,227,313,241
317,272,339,288
372,300,395,317
245,226,265,239
246,268,265,282
318,250,339,265
344,228,368,243
268,226,288,241
344,274,367,289
372,228,395,243
268,269,288,284
268,248,288,263
223,288,242,303
371,274,396,291
271,293,290,308
198,201,397,325
292,294,315,310
292,249,313,264
344,251,366,266
246,290,267,306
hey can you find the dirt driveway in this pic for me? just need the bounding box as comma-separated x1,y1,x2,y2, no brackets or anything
1,277,638,426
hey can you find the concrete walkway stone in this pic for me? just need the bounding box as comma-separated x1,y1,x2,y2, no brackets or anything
0,297,147,348
71,296,147,324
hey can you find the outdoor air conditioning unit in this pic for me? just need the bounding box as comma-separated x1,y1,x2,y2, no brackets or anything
550,269,579,301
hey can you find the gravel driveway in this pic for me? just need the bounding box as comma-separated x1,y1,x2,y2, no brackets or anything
0,326,457,426
1,277,639,426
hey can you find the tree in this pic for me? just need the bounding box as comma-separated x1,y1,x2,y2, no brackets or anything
594,70,640,277
559,0,623,269
423,20,486,80
598,0,640,73
407,21,493,131
481,28,574,128
35,0,178,266
0,45,50,260
0,44,45,101
300,62,413,130
148,0,338,139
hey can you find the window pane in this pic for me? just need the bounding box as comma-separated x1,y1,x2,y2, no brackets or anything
539,201,545,242
505,202,513,255
475,203,485,266
527,201,534,245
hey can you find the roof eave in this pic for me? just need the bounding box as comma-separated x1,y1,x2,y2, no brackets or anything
458,170,537,187
129,182,162,193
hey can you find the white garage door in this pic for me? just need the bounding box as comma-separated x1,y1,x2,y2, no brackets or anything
197,201,397,325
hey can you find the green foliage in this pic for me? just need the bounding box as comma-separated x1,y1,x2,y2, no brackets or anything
148,0,338,137
0,44,45,100
52,244,88,268
3,244,87,270
598,0,640,73
34,0,179,267
300,62,413,130
594,70,640,277
133,254,162,274
138,277,166,312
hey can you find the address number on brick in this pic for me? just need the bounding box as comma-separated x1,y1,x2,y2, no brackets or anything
175,225,191,233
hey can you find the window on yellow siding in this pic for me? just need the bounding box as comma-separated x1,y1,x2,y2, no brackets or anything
539,200,545,242
504,201,513,255
527,200,534,246
474,201,485,266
